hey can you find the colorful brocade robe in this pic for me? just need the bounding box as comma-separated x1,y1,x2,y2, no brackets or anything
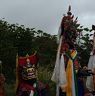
16,80,46,96
51,36,81,96
52,6,84,96
16,53,47,96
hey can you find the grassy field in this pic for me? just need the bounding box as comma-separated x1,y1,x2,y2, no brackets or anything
38,66,56,96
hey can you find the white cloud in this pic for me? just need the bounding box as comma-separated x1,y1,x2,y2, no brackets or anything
0,0,95,34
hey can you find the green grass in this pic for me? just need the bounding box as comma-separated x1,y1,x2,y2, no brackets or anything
38,66,56,96
5,83,15,96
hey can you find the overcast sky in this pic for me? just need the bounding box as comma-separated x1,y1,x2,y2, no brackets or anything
0,0,95,34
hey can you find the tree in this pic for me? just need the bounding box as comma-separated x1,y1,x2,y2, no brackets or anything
0,19,57,83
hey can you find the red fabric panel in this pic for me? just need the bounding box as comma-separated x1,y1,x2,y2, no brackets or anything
28,55,37,64
18,58,27,66
18,54,38,66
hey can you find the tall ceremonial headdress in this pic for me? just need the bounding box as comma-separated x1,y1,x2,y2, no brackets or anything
51,6,81,96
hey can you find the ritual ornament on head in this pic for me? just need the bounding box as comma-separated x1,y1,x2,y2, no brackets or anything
17,53,38,81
